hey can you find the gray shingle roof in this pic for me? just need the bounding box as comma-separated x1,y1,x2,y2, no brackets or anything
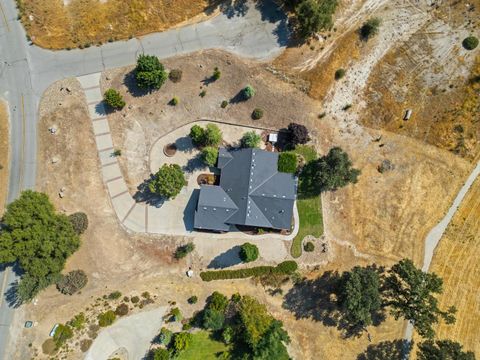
194,148,296,232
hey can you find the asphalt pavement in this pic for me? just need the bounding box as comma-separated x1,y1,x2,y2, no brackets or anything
0,0,288,358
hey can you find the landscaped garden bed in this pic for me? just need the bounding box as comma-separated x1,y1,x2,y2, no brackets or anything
163,143,178,157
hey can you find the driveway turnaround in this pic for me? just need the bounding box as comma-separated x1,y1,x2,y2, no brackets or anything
85,306,167,360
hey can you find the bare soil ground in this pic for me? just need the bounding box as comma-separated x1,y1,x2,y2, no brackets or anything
16,0,217,49
0,100,9,214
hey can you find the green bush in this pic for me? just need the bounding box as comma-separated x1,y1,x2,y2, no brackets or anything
204,124,223,147
172,332,193,354
149,164,186,199
108,291,122,300
295,0,338,37
360,17,381,40
103,89,125,110
131,296,140,303
201,147,219,167
188,295,198,304
304,241,315,252
463,36,479,50
170,97,179,106
158,327,173,346
68,212,89,235
239,243,259,263
53,324,73,347
221,100,228,108
175,242,195,259
213,67,221,80
200,90,207,97
98,310,116,327
56,270,88,295
243,85,256,99
252,108,264,120
335,68,346,80
152,348,170,360
203,308,225,330
278,152,298,173
135,54,168,89
200,261,298,281
170,307,183,322
169,69,183,83
189,125,205,146
68,312,86,330
240,131,262,148
222,326,234,344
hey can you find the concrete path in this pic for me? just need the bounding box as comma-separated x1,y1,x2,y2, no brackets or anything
85,306,167,360
403,160,480,346
77,73,299,240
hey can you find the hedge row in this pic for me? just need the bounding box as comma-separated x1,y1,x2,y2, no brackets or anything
200,261,298,281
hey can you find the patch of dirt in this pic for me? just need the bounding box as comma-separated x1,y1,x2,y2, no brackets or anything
17,0,218,49
0,99,9,214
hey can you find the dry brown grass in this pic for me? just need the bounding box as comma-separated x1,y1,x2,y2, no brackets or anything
17,0,214,49
0,100,9,215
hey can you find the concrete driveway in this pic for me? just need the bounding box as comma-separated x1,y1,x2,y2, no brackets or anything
85,306,167,360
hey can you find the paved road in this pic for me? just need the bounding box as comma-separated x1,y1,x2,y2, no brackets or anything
0,0,287,358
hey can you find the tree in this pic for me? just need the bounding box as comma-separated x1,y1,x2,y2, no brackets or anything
239,243,259,263
243,85,256,99
201,147,218,167
384,259,456,338
360,18,381,40
56,270,88,295
203,124,223,147
189,125,205,146
53,324,73,347
253,320,291,360
149,164,185,198
287,122,310,147
462,36,479,50
240,131,262,148
152,348,170,360
417,340,475,360
207,291,229,313
239,295,274,347
299,147,360,196
203,308,225,331
135,54,168,90
174,242,195,259
172,332,193,354
335,68,346,80
68,212,88,235
338,266,382,329
103,88,125,110
213,67,221,80
0,191,80,302
278,152,298,173
296,0,338,37
356,340,412,360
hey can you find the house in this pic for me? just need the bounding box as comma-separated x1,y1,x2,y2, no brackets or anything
194,147,296,232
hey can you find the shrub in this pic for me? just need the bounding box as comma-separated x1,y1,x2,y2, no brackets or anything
98,310,116,327
115,303,129,316
335,68,346,80
53,324,73,347
113,149,122,157
304,241,315,252
203,308,225,330
200,90,207,97
158,327,173,346
462,36,479,50
68,212,88,235
239,243,259,263
108,291,122,300
42,339,57,355
204,124,223,147
252,108,264,120
175,242,195,259
170,97,179,106
172,332,193,354
131,296,140,303
170,307,183,322
222,326,234,344
152,348,170,360
56,270,88,295
135,54,168,89
240,131,262,148
182,323,192,330
201,147,219,167
80,339,92,352
189,125,205,146
243,85,256,99
221,100,228,108
169,69,183,83
188,295,198,304
213,67,221,80
278,152,298,173
200,261,298,281
287,123,310,146
360,17,381,40
68,312,86,330
149,164,186,199
103,89,125,110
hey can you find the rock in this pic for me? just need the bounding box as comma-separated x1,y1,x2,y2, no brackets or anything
60,187,66,192
59,192,65,198
106,76,111,81
48,126,57,134
378,159,395,173
66,87,71,93
51,157,59,164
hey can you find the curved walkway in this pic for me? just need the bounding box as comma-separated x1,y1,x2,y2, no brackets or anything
77,73,299,241
85,306,167,360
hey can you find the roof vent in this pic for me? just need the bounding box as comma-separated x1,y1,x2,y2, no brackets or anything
213,208,217,211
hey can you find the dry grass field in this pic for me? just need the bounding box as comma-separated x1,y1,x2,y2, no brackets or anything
0,100,9,215
16,0,215,49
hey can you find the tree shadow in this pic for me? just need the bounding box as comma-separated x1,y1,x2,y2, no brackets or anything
216,0,250,19
283,271,341,327
5,280,22,308
255,0,290,46
133,175,166,207
201,75,217,86
207,246,242,269
174,136,195,153
229,90,247,104
356,340,412,360
94,102,108,117
123,70,150,98
183,189,199,231
184,153,207,173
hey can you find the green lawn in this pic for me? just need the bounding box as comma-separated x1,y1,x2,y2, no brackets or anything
291,145,324,258
176,331,229,360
